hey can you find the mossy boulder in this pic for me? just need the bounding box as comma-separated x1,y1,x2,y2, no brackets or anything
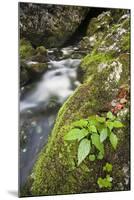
79,9,130,52
31,46,48,63
20,61,48,86
20,3,89,48
20,38,35,59
25,52,130,197
20,39,48,86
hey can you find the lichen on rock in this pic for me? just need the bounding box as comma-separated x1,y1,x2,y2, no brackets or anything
20,3,89,48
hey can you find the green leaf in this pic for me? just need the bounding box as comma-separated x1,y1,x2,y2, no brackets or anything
103,162,113,172
64,128,88,141
113,120,124,128
91,134,104,154
96,116,105,123
77,129,89,142
100,128,108,143
97,123,106,133
107,111,115,120
106,121,113,131
89,154,96,161
88,125,97,133
109,132,118,150
88,116,97,125
97,152,104,160
72,119,88,128
78,139,91,165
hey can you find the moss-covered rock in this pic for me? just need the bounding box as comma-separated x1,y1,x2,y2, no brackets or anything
20,61,48,86
26,51,130,196
20,40,48,86
20,38,35,59
79,9,130,53
31,46,48,63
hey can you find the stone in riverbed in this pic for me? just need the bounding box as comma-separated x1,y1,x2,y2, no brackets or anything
20,39,48,86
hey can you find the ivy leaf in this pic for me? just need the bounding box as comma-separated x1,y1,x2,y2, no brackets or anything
106,121,113,131
113,121,124,128
88,125,97,133
100,128,108,143
107,111,115,120
109,132,118,150
91,134,104,154
72,119,88,128
89,154,96,161
64,128,88,141
78,139,91,165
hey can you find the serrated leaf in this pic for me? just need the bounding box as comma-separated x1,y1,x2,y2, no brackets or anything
96,116,106,123
72,119,88,128
107,111,115,120
89,154,96,161
91,134,104,154
78,139,91,165
113,120,124,128
106,121,113,131
88,125,97,133
64,128,88,141
100,128,108,142
109,132,118,150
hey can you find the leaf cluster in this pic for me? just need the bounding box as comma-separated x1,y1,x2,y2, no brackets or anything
97,162,113,189
64,112,124,166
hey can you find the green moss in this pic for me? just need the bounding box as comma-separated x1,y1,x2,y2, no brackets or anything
28,63,48,73
120,32,130,52
20,38,35,59
81,53,112,67
80,53,113,82
35,46,47,55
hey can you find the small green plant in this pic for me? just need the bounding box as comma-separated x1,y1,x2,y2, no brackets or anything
97,162,113,189
103,162,113,172
97,175,113,188
64,111,124,166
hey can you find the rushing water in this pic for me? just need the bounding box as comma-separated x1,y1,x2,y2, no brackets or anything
20,51,81,187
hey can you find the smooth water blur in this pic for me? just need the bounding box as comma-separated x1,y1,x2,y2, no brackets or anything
20,59,80,111
20,57,81,187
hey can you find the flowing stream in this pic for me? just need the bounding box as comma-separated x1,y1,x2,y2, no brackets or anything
20,47,82,187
